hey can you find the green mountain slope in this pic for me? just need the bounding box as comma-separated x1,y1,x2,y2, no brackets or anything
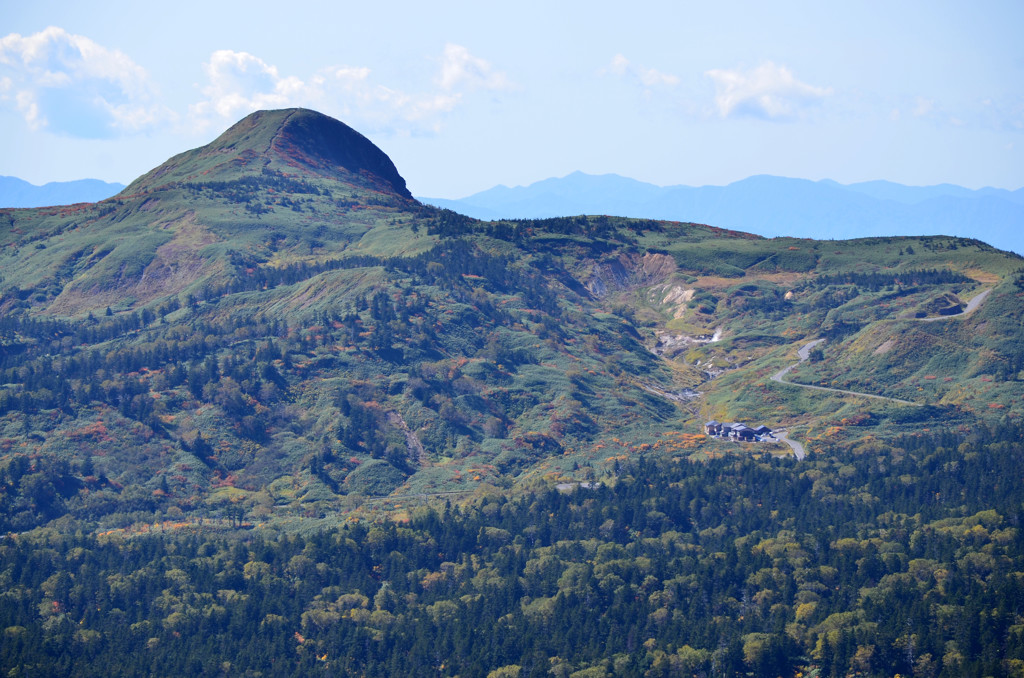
123,108,411,198
0,108,1022,534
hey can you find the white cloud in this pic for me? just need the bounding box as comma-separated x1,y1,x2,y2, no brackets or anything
190,44,509,135
191,50,313,121
437,43,511,91
331,66,371,82
706,61,831,120
0,26,170,137
605,54,680,88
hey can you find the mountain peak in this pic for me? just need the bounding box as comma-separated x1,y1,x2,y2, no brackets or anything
124,108,411,199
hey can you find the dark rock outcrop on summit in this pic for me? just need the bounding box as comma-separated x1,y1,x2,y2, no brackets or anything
123,108,411,199
269,109,411,199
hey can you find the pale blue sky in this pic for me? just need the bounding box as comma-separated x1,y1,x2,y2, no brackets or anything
1,0,1021,197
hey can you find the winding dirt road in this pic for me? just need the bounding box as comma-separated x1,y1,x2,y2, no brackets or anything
768,338,918,460
770,340,921,406
772,430,805,460
918,288,991,322
767,287,991,458
772,287,992,403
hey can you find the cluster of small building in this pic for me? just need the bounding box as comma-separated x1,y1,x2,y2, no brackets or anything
704,421,773,441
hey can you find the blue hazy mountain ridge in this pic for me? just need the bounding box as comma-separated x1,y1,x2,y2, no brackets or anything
0,175,125,208
420,172,1024,255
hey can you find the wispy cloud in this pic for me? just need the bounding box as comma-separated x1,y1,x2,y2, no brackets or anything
706,61,831,120
913,96,934,118
0,26,171,137
890,94,1024,134
190,44,511,135
437,43,512,91
604,54,680,88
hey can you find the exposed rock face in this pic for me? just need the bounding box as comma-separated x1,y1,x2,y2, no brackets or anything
270,109,412,199
928,292,965,316
873,338,896,356
657,285,695,319
651,329,722,358
585,252,676,298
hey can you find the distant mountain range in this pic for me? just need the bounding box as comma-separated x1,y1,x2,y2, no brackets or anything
420,172,1024,255
0,175,125,208
6,169,1020,256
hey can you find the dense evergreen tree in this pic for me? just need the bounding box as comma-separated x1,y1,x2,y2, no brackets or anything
1,425,1023,676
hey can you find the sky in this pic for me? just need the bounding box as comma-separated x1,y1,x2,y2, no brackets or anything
1,1,1021,198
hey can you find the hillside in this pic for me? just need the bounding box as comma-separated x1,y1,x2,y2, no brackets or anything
3,108,1024,676
420,171,1024,255
0,108,1022,535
